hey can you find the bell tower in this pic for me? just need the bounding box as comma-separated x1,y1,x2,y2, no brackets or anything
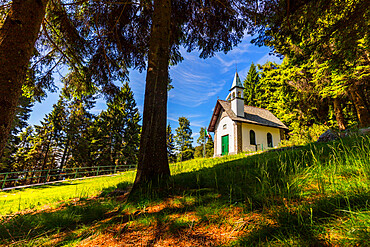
229,72,244,117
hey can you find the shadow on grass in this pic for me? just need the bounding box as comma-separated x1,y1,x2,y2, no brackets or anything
233,192,370,246
1,136,368,246
0,198,119,246
0,188,224,246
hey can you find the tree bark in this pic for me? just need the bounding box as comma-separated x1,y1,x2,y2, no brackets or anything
350,84,370,128
60,140,69,171
333,97,346,130
133,0,171,188
39,134,52,183
0,0,48,157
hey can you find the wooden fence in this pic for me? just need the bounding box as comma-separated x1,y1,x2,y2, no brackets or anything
0,164,136,190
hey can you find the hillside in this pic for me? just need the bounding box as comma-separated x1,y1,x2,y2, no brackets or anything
1,135,369,246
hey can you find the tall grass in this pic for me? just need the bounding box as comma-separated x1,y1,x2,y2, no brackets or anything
0,135,369,246
0,172,136,215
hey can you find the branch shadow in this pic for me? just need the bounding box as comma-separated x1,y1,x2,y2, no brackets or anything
1,137,368,246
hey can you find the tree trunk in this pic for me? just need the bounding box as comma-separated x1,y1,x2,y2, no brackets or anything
39,135,52,183
133,0,171,188
333,97,346,130
60,141,69,171
0,0,48,157
350,84,370,128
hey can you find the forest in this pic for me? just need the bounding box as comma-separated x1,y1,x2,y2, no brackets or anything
0,0,369,186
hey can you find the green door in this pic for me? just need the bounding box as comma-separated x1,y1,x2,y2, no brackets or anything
221,135,229,156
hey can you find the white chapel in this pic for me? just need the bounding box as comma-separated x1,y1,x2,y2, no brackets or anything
208,72,288,156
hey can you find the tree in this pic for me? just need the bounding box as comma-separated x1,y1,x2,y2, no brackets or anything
134,0,172,186
0,0,254,187
0,0,48,156
166,124,176,163
197,127,207,146
196,127,213,158
194,137,213,158
0,95,33,172
205,137,214,158
175,117,193,162
243,63,260,107
94,82,141,167
65,96,95,169
132,0,250,187
248,0,370,127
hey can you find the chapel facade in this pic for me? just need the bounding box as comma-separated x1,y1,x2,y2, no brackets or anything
208,72,288,156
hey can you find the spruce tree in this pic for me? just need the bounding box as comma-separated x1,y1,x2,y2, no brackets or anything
243,63,260,107
175,117,193,162
0,95,33,172
166,124,176,163
249,0,370,127
94,82,141,167
205,137,214,158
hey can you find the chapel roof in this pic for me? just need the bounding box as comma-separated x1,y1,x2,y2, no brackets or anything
208,100,289,132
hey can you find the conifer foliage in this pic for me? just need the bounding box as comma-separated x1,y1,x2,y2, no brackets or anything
0,83,141,178
243,63,260,107
166,124,176,163
94,83,141,167
194,127,213,158
248,0,370,128
175,117,194,162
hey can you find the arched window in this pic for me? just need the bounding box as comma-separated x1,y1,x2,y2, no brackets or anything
250,130,256,145
232,92,235,99
267,133,273,147
237,91,241,98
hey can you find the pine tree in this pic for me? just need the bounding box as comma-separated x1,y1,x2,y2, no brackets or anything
166,124,176,163
197,127,206,146
196,127,213,158
0,0,48,157
175,117,193,162
0,95,33,172
243,63,260,107
205,137,214,158
66,96,95,168
94,82,141,167
249,0,370,127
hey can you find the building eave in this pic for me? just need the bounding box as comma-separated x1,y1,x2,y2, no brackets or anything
234,119,289,130
209,100,289,132
208,100,223,132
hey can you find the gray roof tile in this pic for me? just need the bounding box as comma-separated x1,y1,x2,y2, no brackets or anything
208,100,288,132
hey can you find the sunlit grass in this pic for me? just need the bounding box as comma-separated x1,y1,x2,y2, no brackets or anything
0,135,369,246
0,172,136,215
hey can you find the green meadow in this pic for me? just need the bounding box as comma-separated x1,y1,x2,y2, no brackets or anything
1,135,369,246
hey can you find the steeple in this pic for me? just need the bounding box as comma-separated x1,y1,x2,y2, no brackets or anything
230,72,243,91
228,72,244,117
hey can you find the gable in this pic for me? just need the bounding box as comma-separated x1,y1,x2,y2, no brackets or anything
208,100,288,132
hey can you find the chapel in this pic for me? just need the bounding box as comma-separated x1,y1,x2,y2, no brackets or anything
208,72,288,156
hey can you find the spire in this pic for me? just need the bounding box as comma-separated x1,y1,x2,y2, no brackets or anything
230,72,243,90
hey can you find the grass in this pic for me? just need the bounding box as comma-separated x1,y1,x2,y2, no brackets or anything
0,135,369,246
0,173,136,215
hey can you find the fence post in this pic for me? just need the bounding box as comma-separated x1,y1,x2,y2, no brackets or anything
114,163,117,174
74,168,78,179
45,169,50,183
1,173,8,190
96,166,100,176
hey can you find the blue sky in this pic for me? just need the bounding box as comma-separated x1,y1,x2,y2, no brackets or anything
28,35,281,145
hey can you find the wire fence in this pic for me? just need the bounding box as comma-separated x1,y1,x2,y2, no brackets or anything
0,164,136,190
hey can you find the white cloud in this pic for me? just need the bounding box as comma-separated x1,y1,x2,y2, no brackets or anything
169,63,227,107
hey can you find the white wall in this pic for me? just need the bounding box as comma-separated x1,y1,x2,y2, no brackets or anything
231,88,244,117
241,123,281,152
215,114,235,155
